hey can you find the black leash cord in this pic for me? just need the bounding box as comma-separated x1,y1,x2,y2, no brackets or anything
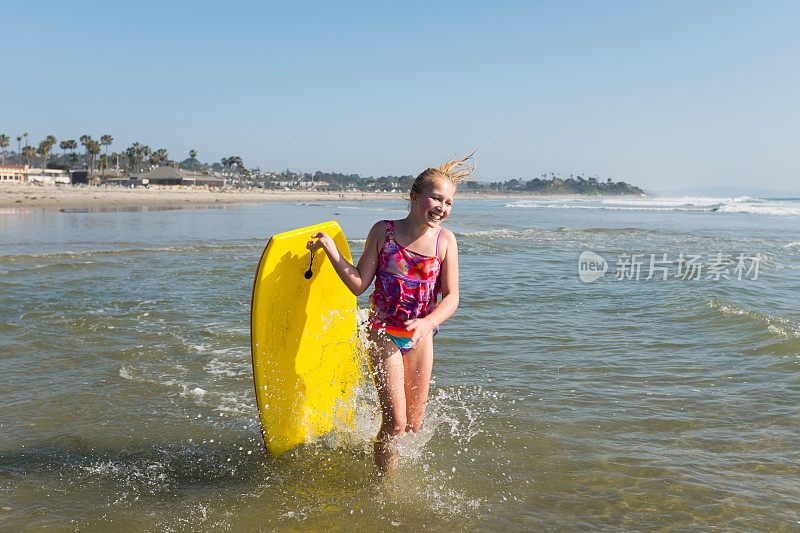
304,251,314,279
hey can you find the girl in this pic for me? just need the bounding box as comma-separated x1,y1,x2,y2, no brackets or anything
306,153,474,472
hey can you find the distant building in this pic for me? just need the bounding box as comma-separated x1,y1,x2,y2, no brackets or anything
126,165,224,187
0,164,27,183
27,168,70,184
0,165,70,184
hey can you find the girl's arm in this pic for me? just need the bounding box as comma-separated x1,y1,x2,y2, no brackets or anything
306,222,383,296
404,229,460,343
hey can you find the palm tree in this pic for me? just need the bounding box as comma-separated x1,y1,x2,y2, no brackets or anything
87,140,101,175
59,139,71,165
59,140,73,180
38,141,48,168
39,135,56,169
62,140,77,169
16,136,22,165
0,134,9,165
149,151,162,167
125,145,135,173
125,142,142,173
185,149,199,171
79,135,92,169
141,146,152,168
22,145,36,166
100,135,113,161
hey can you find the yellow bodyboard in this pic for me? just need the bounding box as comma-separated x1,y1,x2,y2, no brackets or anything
250,221,359,456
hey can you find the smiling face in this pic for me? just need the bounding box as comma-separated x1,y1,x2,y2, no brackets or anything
410,178,456,228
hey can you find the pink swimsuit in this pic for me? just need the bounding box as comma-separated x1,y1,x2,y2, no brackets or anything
369,220,442,352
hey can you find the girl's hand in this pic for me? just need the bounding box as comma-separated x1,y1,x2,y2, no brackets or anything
307,232,334,254
403,317,435,345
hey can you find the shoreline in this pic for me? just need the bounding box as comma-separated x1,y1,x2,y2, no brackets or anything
0,183,641,209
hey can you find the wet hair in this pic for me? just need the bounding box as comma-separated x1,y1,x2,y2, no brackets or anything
410,150,477,198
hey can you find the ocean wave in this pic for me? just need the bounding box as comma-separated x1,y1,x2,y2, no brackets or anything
505,201,707,212
0,243,262,263
119,365,211,403
747,337,800,358
457,226,670,240
504,197,800,217
457,228,550,239
716,202,800,216
334,205,407,213
707,299,800,339
601,196,738,208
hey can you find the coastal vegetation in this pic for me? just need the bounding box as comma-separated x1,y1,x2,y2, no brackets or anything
1,132,644,195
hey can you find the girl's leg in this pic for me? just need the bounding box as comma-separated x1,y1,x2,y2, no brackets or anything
402,332,434,432
368,328,406,472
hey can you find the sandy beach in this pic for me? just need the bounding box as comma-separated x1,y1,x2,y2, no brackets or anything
0,183,517,209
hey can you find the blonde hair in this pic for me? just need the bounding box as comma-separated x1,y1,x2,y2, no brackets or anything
410,150,477,197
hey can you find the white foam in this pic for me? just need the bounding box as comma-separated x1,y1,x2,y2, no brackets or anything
189,343,210,353
600,196,729,208
334,205,407,213
504,196,800,216
0,243,258,263
459,228,547,239
118,365,140,382
203,357,250,378
215,392,254,415
82,459,168,488
82,461,122,475
717,201,800,216
185,387,207,398
505,201,703,212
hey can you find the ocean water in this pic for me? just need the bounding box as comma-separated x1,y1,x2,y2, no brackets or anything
1,195,799,531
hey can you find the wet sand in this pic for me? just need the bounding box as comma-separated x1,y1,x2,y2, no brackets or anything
0,183,508,208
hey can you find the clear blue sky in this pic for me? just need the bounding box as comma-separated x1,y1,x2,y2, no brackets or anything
3,1,799,192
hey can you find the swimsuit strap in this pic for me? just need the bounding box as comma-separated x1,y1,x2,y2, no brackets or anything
385,219,442,260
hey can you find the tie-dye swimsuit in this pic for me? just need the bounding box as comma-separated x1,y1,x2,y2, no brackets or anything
369,220,442,353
